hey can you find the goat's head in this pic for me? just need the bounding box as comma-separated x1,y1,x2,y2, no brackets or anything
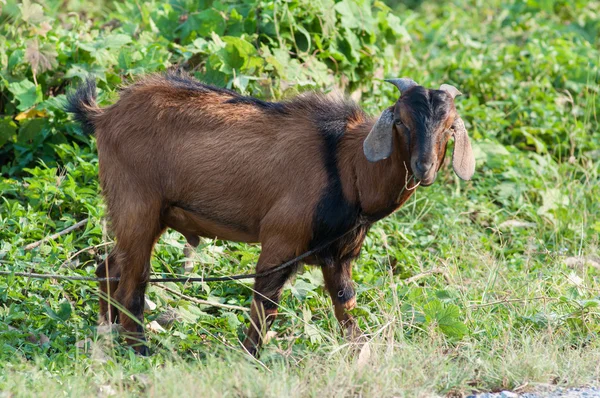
363,78,475,186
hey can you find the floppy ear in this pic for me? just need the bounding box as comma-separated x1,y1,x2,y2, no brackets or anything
363,107,395,162
440,84,475,180
450,116,475,180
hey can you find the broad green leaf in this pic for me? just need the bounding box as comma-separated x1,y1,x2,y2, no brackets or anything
191,9,226,37
538,188,569,219
423,300,468,339
178,304,212,324
334,0,362,30
289,279,317,300
294,25,312,53
223,312,241,331
103,33,132,49
65,64,107,82
0,118,17,147
8,49,25,70
385,14,411,40
78,33,132,54
44,300,71,322
303,308,322,344
56,300,72,321
17,118,46,143
8,80,43,111
217,36,262,73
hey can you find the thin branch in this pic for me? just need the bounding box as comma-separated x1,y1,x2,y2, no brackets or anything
0,270,102,281
469,296,558,308
404,268,450,284
59,242,113,269
156,284,249,312
23,218,89,250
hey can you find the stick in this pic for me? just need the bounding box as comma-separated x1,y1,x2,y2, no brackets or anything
0,270,103,281
156,284,249,312
469,296,557,308
404,268,449,284
58,242,113,269
23,218,89,250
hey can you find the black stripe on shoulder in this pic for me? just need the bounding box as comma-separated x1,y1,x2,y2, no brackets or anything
309,98,363,257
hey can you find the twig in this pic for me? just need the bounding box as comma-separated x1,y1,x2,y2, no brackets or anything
23,218,89,250
469,296,558,308
0,270,108,281
183,244,195,274
403,161,420,191
404,268,449,284
156,284,249,312
58,242,113,269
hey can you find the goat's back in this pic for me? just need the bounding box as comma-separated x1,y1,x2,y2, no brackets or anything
93,73,368,243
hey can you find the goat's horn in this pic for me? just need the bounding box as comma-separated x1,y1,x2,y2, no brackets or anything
385,78,418,93
440,84,462,99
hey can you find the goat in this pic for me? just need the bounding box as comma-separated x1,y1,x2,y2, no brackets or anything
66,72,475,356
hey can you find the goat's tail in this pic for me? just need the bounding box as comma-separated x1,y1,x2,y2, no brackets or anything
65,77,102,135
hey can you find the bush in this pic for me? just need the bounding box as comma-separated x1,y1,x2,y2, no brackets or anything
2,0,599,176
0,0,410,175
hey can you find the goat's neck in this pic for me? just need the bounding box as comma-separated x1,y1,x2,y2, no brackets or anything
341,123,417,221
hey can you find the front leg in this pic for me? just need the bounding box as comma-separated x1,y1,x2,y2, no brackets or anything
321,260,363,341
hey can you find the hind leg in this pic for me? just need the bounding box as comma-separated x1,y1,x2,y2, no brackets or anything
242,238,299,357
109,201,164,355
96,250,121,324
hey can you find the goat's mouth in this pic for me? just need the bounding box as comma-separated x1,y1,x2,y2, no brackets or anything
414,171,438,187
410,156,438,187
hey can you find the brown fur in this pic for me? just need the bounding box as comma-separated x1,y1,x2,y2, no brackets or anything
68,72,455,356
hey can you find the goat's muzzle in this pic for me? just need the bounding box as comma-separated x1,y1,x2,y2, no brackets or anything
411,157,438,186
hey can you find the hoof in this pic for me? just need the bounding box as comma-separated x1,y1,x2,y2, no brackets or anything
242,340,260,358
243,345,259,358
124,330,149,356
344,321,366,344
135,344,150,356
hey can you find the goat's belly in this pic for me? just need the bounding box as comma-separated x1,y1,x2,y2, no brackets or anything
162,205,259,244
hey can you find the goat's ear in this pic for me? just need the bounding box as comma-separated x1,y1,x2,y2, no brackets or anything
450,116,475,180
363,108,395,162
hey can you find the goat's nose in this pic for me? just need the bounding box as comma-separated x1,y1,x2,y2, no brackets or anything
415,160,434,175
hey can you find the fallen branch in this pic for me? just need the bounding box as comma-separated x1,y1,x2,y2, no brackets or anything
23,218,89,250
404,268,450,284
59,242,113,269
156,284,249,312
469,296,558,308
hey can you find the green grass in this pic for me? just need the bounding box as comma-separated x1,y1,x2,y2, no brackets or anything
1,0,600,396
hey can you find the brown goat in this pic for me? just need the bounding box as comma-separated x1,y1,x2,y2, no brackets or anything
66,72,475,356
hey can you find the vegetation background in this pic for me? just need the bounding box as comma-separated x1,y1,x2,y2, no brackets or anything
1,0,599,396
